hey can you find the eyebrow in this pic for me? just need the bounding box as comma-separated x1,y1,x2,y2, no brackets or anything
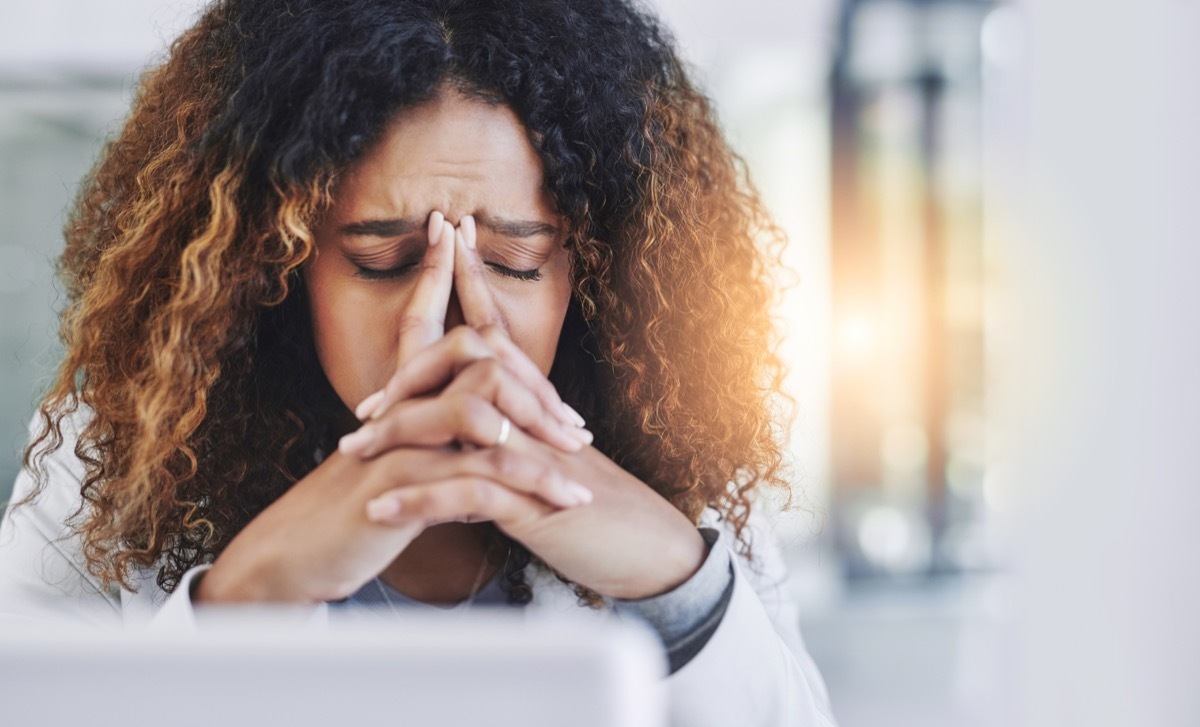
477,213,559,239
338,218,421,237
338,213,558,239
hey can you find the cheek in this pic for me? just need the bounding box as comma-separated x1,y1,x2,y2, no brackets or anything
304,265,410,408
491,277,572,375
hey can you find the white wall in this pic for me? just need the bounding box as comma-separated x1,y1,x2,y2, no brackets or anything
0,1,204,70
1001,1,1200,724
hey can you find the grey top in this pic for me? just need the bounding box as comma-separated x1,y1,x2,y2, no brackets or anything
335,527,735,674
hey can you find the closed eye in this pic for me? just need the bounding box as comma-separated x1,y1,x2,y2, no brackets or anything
353,262,419,281
353,262,542,282
492,264,542,282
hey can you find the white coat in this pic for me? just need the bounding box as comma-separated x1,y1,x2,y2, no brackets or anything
0,411,836,726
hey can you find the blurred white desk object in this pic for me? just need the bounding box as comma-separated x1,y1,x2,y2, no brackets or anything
0,611,666,727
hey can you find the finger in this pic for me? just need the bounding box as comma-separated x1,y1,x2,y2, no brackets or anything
361,325,496,421
444,357,591,452
341,393,512,456
361,326,586,433
368,444,592,509
474,324,587,429
365,477,555,529
355,389,386,420
394,212,456,368
453,215,506,329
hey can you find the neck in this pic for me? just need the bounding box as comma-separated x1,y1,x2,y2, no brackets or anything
378,522,501,605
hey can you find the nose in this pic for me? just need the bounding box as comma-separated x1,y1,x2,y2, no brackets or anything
444,287,466,332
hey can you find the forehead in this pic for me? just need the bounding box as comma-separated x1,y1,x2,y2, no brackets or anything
329,90,554,223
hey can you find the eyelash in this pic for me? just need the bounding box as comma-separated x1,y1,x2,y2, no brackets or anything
353,262,543,282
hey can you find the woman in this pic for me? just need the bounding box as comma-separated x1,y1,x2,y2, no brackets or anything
0,0,835,724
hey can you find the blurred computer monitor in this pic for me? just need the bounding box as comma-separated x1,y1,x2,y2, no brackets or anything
0,610,666,727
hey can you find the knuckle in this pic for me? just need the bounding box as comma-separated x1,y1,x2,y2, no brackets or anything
462,325,485,346
471,357,504,388
535,465,561,497
487,447,520,479
376,410,405,441
360,422,390,455
449,325,482,351
470,480,494,510
478,324,508,347
421,487,453,514
455,394,490,431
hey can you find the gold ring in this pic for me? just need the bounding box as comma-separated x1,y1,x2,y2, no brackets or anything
494,416,512,447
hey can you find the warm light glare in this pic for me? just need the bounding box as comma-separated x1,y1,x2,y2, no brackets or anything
837,313,876,358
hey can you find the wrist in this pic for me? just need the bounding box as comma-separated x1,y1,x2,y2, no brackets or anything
194,553,304,605
615,526,709,600
192,560,255,604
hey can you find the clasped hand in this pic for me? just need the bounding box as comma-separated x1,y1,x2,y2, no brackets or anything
197,213,705,606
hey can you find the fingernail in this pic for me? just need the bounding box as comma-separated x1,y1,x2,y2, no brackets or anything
367,497,402,521
457,226,478,252
355,390,385,420
565,482,593,506
561,402,586,427
428,211,444,245
570,427,594,447
339,427,375,455
462,215,477,249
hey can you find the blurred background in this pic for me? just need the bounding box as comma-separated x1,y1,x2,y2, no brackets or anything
1,1,1197,725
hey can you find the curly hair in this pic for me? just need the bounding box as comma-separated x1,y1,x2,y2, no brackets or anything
22,0,791,601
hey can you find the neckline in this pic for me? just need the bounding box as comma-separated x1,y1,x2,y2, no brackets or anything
373,571,505,611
